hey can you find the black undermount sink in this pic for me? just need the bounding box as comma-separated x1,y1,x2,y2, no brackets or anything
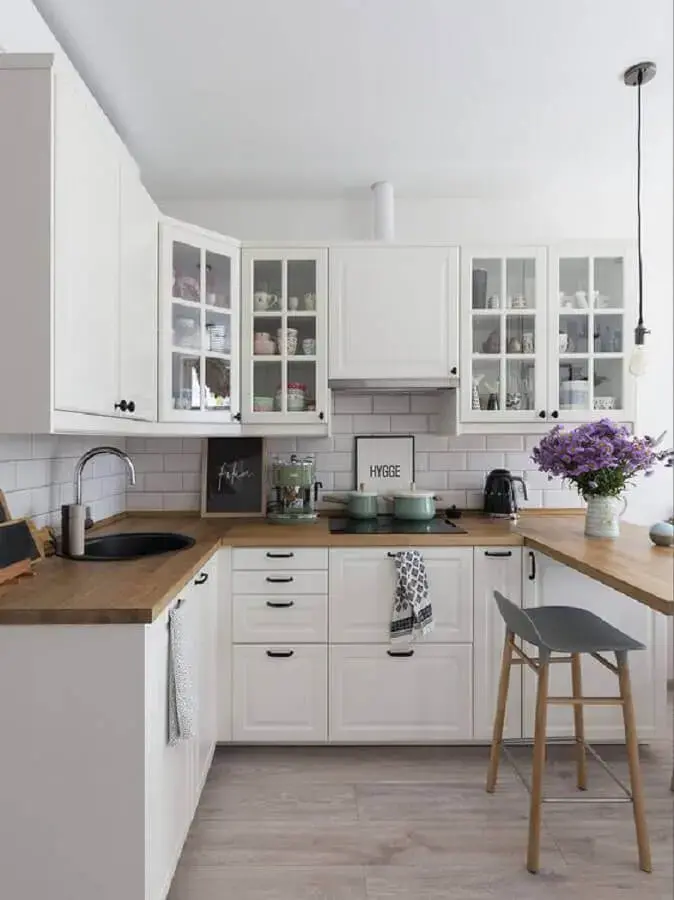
73,532,196,561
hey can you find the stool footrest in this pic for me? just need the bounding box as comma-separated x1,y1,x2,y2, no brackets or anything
546,696,624,706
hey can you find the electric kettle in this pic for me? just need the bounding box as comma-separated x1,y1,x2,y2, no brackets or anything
483,469,528,517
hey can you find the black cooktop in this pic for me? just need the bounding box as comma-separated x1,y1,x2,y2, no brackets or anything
328,515,467,535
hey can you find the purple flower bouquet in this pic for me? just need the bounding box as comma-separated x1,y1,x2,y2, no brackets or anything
531,419,660,499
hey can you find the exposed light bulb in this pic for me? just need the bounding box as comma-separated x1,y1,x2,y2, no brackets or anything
629,343,649,377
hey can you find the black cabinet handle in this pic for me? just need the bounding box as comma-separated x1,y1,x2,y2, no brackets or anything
194,572,208,585
266,649,294,658
114,399,129,412
450,366,458,375
127,400,136,413
266,576,294,583
538,410,546,419
528,550,536,581
387,649,414,658
266,600,295,608
484,550,513,558
319,411,325,421
233,412,242,422
550,410,559,419
266,551,295,559
387,552,398,558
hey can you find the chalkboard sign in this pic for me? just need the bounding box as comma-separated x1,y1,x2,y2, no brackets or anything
201,438,265,517
0,518,43,569
0,491,9,524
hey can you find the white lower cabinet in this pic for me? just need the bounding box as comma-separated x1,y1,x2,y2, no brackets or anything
329,548,473,643
232,645,328,742
329,644,473,742
472,547,523,740
522,550,667,741
233,594,327,644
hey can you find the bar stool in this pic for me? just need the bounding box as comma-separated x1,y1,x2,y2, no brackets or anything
486,590,651,875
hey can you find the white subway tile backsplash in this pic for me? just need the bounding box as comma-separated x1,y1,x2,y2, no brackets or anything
7,489,33,518
543,490,584,509
333,472,354,490
505,452,536,471
181,439,204,454
315,472,334,491
144,472,183,492
467,452,505,471
390,415,429,433
142,438,183,453
373,394,410,414
127,492,164,510
264,438,297,454
297,437,334,452
352,414,391,433
414,452,429,472
448,435,486,451
0,435,31,461
133,454,165,473
331,415,354,434
486,435,525,451
448,471,486,490
414,434,449,452
163,453,202,473
314,452,353,472
182,473,201,492
410,395,440,414
164,492,200,511
525,470,558,490
525,435,542,452
0,461,17,492
466,490,484,509
332,436,354,452
16,459,50,489
414,471,447,490
334,395,373,414
427,452,468,471
436,490,467,509
521,489,543,508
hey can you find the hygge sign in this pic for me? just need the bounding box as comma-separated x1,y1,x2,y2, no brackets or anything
355,435,415,494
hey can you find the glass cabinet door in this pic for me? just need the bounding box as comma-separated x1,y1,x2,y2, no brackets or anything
162,225,239,422
242,249,327,424
551,249,633,421
462,249,546,420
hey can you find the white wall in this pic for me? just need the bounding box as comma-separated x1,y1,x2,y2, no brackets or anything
162,191,674,526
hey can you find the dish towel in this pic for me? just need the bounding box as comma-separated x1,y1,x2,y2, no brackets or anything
168,603,196,745
390,550,434,643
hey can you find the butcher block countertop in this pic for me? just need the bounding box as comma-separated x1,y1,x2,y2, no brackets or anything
0,512,670,624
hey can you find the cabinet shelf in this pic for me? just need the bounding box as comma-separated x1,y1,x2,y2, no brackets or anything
252,310,317,318
471,308,537,316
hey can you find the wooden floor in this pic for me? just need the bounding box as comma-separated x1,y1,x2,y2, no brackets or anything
170,730,673,899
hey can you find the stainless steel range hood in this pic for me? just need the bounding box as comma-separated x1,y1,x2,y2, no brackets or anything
329,376,459,393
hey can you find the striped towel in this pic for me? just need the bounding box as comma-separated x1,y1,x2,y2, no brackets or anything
390,550,434,643
168,603,196,745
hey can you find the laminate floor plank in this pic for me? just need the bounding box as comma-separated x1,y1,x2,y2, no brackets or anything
171,720,672,900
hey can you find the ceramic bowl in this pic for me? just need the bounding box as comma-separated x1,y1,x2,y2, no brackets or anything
593,396,615,410
253,396,274,412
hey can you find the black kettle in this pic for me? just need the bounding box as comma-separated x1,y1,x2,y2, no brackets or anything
483,469,528,517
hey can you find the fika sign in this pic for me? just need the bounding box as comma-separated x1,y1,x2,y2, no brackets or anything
355,436,415,494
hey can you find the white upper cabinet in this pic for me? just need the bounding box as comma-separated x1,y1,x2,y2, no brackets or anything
460,246,547,425
118,161,158,421
241,247,329,429
329,246,459,380
548,243,636,424
0,54,159,432
159,219,240,424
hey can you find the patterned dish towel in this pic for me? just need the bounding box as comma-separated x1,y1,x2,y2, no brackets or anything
168,603,196,745
390,550,434,643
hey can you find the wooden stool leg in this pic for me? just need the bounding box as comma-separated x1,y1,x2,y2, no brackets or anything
486,630,514,793
527,659,549,874
617,651,652,873
570,653,587,790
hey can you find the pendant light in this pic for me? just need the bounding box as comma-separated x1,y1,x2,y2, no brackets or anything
623,61,656,377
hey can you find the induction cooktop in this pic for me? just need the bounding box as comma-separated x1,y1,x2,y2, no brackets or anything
328,515,467,535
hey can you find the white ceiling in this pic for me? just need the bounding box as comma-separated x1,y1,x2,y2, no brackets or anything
33,0,673,199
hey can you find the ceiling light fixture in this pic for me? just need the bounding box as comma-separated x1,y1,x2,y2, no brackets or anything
623,61,657,378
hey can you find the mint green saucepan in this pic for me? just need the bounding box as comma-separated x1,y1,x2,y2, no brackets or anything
324,484,380,519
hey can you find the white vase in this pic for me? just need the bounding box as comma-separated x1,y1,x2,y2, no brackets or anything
584,495,626,539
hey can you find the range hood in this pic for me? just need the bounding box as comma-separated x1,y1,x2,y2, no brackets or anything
329,376,459,393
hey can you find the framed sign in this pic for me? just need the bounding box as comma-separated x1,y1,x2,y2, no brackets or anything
201,437,266,517
355,435,415,494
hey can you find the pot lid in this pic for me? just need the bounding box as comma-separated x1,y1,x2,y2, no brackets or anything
391,489,436,500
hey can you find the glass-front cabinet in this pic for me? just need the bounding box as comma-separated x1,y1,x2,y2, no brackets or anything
241,248,328,426
461,247,547,423
159,221,240,423
548,244,635,422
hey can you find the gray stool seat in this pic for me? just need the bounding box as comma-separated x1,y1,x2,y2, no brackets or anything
525,605,645,654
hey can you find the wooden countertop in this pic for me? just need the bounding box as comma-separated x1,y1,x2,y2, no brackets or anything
0,512,670,624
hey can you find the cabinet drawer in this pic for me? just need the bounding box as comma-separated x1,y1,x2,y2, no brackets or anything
233,570,328,595
329,548,473,643
329,644,473,742
232,645,327,742
233,548,328,571
233,595,327,643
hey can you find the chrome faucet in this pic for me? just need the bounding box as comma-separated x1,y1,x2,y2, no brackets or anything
74,446,136,505
62,447,136,557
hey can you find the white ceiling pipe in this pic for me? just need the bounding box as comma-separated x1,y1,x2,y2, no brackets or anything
371,181,395,240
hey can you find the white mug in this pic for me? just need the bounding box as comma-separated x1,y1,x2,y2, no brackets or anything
522,332,534,354
303,293,316,311
558,332,569,353
253,291,270,310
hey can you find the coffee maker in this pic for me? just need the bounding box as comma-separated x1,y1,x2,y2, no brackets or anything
268,454,322,524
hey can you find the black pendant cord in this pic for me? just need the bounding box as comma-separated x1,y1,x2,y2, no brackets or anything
636,69,645,335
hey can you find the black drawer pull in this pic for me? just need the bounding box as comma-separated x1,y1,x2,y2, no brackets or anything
266,600,295,608
387,649,414,657
528,550,536,581
266,552,295,559
387,552,398,558
266,576,294,583
484,551,513,558
266,649,294,658
194,572,208,585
